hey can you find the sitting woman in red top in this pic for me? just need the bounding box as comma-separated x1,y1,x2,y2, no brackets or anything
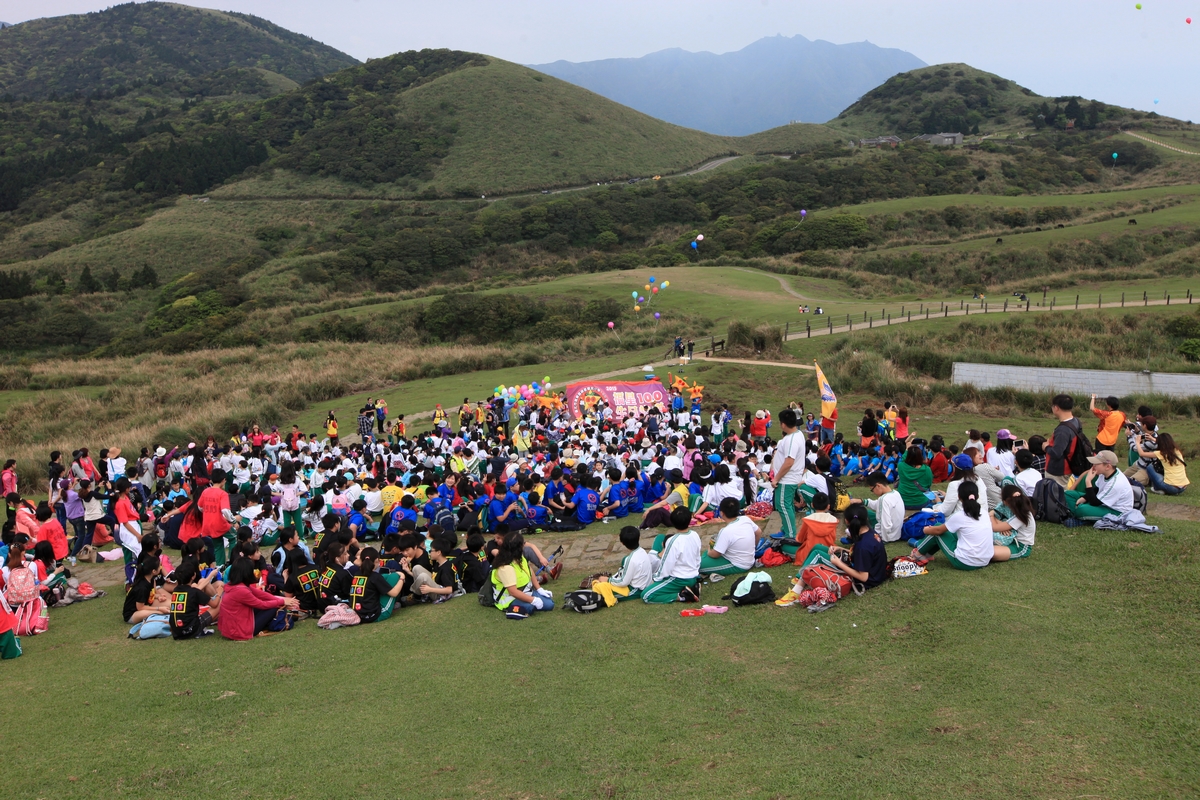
217,556,298,641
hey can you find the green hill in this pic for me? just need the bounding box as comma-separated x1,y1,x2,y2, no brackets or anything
0,2,358,99
241,53,842,196
831,63,1179,138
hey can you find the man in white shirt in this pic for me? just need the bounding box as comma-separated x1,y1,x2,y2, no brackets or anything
771,409,806,539
1068,450,1135,519
700,498,761,579
642,507,702,603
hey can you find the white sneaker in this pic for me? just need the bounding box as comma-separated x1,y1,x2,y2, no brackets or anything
708,574,724,583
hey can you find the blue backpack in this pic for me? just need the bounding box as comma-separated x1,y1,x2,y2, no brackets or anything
901,510,944,542
128,614,172,640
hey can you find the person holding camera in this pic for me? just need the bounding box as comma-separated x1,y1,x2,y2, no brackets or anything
1134,432,1188,495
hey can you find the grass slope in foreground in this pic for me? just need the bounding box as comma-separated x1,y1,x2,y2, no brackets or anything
2,519,1197,798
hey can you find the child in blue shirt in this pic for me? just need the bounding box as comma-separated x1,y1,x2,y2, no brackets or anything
625,465,647,514
524,491,551,527
568,477,601,526
544,468,568,517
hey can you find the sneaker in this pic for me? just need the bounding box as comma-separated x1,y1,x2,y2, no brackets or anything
768,531,787,540
807,601,836,614
839,537,851,546
907,538,922,548
707,573,724,583
549,562,563,582
1150,487,1165,495
775,590,802,607
505,609,530,620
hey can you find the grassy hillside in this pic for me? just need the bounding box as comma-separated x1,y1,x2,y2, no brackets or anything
0,1,358,98
832,63,1196,140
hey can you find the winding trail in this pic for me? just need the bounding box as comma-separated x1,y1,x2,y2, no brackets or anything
736,267,818,302
1122,130,1200,156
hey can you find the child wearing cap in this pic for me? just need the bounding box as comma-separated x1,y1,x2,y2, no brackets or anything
1065,450,1135,520
986,430,1017,478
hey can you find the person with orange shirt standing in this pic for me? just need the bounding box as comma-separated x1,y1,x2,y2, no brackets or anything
1090,395,1127,454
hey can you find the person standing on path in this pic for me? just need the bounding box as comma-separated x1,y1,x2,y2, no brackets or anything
686,340,694,359
771,409,806,539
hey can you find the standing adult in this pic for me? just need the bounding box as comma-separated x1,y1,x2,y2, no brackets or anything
1090,395,1126,453
198,469,236,558
772,409,806,540
1046,394,1085,488
112,478,145,558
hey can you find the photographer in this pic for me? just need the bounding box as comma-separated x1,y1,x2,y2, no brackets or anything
1134,432,1188,496
1123,414,1158,484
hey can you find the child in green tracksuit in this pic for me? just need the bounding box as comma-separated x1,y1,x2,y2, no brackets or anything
642,508,702,604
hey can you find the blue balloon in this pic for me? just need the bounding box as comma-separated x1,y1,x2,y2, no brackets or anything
649,276,656,282
690,241,698,250
1113,152,1119,159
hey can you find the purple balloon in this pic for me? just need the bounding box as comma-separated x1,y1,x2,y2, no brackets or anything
654,312,661,319
800,209,807,217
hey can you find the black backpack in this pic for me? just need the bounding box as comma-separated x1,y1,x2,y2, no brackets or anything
726,574,776,606
1032,479,1070,524
563,590,604,613
477,578,496,608
1064,420,1094,476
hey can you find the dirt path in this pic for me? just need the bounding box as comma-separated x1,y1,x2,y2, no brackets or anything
1122,130,1200,156
735,267,818,302
695,356,814,370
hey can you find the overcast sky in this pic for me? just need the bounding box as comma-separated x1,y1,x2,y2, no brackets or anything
3,0,1199,120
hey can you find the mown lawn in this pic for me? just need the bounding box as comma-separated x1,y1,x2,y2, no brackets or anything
5,518,1198,799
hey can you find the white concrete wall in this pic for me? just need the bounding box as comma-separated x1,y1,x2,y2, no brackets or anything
951,362,1200,398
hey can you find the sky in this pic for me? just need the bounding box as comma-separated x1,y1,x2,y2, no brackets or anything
2,0,1199,121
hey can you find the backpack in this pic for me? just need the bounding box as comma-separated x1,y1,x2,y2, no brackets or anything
563,590,605,613
13,595,48,636
759,545,791,567
726,574,774,606
477,578,497,607
800,564,861,601
433,506,457,534
901,511,944,543
1064,420,1093,476
155,461,168,480
1129,478,1148,514
5,565,37,605
128,613,172,640
1032,479,1070,524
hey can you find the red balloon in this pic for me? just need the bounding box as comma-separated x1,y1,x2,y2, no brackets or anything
1189,17,1194,23
652,287,659,293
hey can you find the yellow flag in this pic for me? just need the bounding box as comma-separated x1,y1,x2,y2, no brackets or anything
814,362,837,420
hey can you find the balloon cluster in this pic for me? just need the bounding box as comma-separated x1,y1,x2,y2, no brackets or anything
632,275,670,312
494,377,554,406
690,233,705,251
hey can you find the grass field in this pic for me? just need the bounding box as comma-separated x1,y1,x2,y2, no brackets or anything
4,516,1197,799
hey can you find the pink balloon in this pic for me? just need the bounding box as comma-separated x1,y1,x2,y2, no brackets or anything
607,321,614,329
652,287,658,293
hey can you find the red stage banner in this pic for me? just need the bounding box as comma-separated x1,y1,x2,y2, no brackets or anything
564,380,667,419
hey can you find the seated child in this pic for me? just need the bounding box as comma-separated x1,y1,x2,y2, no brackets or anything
592,526,654,602
169,561,223,638
787,492,839,565
642,507,702,604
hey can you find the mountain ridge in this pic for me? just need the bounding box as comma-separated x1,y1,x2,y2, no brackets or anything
531,34,925,135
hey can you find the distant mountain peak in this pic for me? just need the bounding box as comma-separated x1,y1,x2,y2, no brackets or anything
530,35,924,135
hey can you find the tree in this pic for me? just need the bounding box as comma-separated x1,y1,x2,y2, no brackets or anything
77,265,101,294
102,267,121,292
135,264,159,288
1064,97,1083,124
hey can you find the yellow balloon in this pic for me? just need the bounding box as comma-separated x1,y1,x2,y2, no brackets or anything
662,281,670,288
634,305,641,311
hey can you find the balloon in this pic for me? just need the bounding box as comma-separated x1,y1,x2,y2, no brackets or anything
645,284,651,290
654,312,661,319
649,276,656,283
632,291,638,298
1113,152,1119,159
1136,3,1142,8
634,305,641,311
1189,17,1193,23
652,287,659,293
661,281,669,288
1154,98,1160,104
545,383,552,389
800,209,807,217
696,234,704,241
607,321,614,329
690,241,698,250
544,376,550,383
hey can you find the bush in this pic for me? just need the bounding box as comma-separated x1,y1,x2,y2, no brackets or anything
726,320,783,354
1179,339,1200,362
